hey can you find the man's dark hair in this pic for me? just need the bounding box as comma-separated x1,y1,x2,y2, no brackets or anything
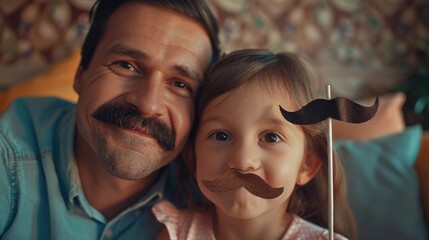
80,0,220,69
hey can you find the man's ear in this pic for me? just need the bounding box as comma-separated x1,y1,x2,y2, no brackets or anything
73,65,85,95
181,141,196,176
296,152,322,186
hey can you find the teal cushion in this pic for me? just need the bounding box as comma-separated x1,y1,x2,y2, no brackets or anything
335,125,428,240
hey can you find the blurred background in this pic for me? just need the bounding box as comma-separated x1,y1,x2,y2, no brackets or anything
0,0,428,128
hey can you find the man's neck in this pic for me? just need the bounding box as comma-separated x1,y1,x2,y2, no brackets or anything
74,132,159,220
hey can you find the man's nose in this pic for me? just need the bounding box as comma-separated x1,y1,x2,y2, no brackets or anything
124,72,166,117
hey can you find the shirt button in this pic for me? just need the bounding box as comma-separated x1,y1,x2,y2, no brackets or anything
105,229,113,238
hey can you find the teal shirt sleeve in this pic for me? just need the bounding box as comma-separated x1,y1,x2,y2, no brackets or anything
0,97,173,239
0,133,11,235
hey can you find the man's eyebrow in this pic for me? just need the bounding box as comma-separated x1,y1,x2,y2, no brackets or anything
109,44,202,82
109,44,148,60
173,65,202,83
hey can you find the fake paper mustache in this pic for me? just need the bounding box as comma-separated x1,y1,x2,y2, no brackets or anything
202,169,284,199
279,97,379,125
92,102,175,151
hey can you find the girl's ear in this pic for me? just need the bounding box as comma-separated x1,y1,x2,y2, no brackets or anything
73,66,85,95
181,141,196,176
296,152,322,186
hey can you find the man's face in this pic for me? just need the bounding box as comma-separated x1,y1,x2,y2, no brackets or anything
73,2,213,180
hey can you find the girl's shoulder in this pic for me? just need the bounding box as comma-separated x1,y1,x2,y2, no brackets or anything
152,200,216,240
282,215,349,240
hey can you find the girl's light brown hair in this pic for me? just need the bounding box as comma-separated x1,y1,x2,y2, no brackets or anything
187,48,355,238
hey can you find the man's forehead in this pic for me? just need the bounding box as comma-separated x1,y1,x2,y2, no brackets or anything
103,2,213,74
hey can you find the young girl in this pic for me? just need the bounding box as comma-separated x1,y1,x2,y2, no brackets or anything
152,49,355,239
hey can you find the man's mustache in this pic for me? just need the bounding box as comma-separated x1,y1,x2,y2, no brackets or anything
279,97,379,125
202,169,284,199
91,102,175,151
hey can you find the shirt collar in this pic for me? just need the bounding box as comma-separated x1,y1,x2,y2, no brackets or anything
54,109,167,217
54,107,78,206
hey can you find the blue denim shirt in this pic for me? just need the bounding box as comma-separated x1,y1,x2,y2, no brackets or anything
0,97,181,240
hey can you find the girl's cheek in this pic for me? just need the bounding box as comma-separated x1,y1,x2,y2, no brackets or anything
264,164,297,188
197,156,225,180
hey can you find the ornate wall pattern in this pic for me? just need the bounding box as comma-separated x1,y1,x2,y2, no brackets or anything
0,0,91,87
207,0,429,97
1,0,428,98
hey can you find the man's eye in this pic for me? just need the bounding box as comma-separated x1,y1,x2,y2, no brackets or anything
112,61,138,72
263,132,281,143
171,80,195,98
209,131,231,141
174,81,189,90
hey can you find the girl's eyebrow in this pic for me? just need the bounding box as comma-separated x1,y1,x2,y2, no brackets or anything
201,114,295,130
108,44,202,83
259,117,296,131
262,118,287,126
199,115,225,125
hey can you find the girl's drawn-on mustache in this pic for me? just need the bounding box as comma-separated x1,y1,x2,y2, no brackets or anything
202,169,284,199
279,97,379,125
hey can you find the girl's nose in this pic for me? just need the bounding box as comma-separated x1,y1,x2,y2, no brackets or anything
227,140,261,172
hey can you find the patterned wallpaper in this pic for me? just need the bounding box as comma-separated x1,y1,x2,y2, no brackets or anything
1,0,428,98
208,0,429,98
0,0,91,87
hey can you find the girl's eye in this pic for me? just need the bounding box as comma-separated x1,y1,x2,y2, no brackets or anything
263,132,281,143
209,131,231,141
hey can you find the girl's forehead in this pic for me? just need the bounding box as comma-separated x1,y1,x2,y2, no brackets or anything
199,79,306,138
225,78,297,108
200,79,299,120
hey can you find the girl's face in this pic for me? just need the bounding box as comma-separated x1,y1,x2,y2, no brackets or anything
195,80,311,220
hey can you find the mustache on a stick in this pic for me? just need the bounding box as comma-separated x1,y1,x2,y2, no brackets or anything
279,97,379,125
202,169,284,199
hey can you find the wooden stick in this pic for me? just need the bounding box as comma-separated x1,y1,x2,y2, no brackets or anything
327,85,334,240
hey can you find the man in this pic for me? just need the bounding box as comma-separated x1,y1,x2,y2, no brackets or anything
0,0,220,239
